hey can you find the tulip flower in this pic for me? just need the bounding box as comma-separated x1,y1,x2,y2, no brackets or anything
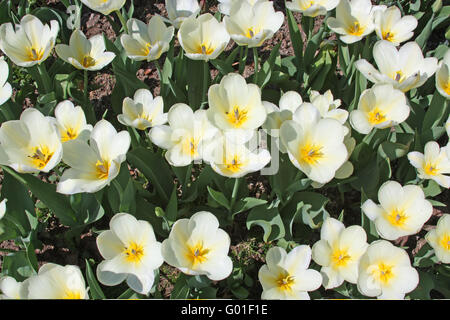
161,211,233,281
178,13,230,61
327,0,377,44
51,100,93,143
373,6,418,46
56,29,115,71
0,108,62,173
80,0,125,15
27,263,88,299
118,89,167,130
207,73,267,142
355,40,438,92
120,16,174,62
96,213,164,295
362,180,433,240
223,0,284,48
57,119,130,194
349,84,410,134
357,240,419,299
280,104,348,184
425,214,450,264
258,245,322,300
309,90,348,124
165,0,200,29
286,0,340,18
407,141,450,189
0,276,28,299
436,49,450,99
218,0,266,15
149,103,220,167
0,57,12,106
0,14,59,67
0,198,7,220
312,218,368,289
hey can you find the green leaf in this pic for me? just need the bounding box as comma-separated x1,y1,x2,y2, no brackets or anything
286,8,303,75
246,206,285,242
1,251,36,281
165,186,178,223
207,186,231,211
85,259,106,299
232,197,267,218
415,12,434,50
119,178,136,215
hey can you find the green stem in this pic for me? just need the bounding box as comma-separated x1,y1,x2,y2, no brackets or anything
115,9,128,33
238,46,248,75
230,177,242,212
154,60,166,97
83,70,96,124
200,61,209,109
36,63,52,94
253,47,259,85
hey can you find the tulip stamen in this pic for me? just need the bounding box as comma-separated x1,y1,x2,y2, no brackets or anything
61,127,78,142
124,242,145,263
95,159,110,180
368,108,387,125
386,208,408,227
394,70,405,82
82,55,96,68
196,43,214,55
424,163,439,176
187,242,210,266
27,47,44,62
382,31,394,42
373,263,394,284
276,273,295,292
225,155,243,173
29,146,53,169
299,144,323,165
183,138,198,156
331,249,351,267
226,107,248,127
439,234,450,251
246,27,259,38
348,21,364,36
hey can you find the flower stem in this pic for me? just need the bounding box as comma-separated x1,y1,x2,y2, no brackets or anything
253,47,259,85
230,177,242,212
83,70,96,124
37,63,52,94
238,46,248,75
115,9,128,33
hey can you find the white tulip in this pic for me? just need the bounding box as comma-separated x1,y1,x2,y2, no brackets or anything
286,0,340,18
161,211,233,281
27,263,88,299
96,213,164,295
425,214,450,264
362,181,433,240
0,198,7,220
120,16,174,62
0,57,12,106
258,246,322,300
149,103,220,167
407,141,450,189
0,15,59,67
0,108,62,173
357,240,419,299
280,104,348,184
373,6,418,46
56,29,115,71
51,100,93,143
223,0,284,48
118,89,167,130
349,84,410,134
436,49,450,99
0,276,28,299
57,119,130,194
165,0,201,29
218,0,267,15
310,90,348,124
80,0,126,15
178,13,230,61
355,40,438,92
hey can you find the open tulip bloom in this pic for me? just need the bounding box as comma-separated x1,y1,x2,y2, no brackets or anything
80,0,126,15
362,181,433,241
223,0,284,48
0,108,62,173
161,211,233,281
57,119,131,194
118,89,167,130
0,276,28,299
355,40,438,92
149,103,220,167
349,84,410,134
373,6,418,46
407,141,450,189
96,213,164,295
120,16,174,62
165,0,201,29
178,13,230,61
50,100,93,143
327,0,377,44
286,0,340,18
425,214,450,264
0,14,59,67
258,245,322,300
436,49,450,99
0,58,12,106
357,240,419,299
56,29,116,71
312,218,368,289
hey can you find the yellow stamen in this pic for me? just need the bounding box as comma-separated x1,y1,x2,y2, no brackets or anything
439,234,450,251
225,155,243,173
348,21,364,36
382,31,394,42
372,262,394,284
301,0,315,10
299,143,324,165
82,55,96,68
276,272,295,292
393,70,405,82
63,290,82,299
196,43,214,55
27,47,44,61
368,108,387,125
441,81,450,95
124,242,145,263
424,163,439,176
386,208,408,227
29,146,54,169
246,27,259,38
182,138,198,157
61,127,78,142
186,242,210,266
142,42,152,56
226,106,248,128
331,249,351,268
95,159,109,180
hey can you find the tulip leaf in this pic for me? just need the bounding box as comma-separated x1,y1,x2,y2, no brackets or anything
165,186,178,223
286,8,303,76
415,12,434,50
119,178,137,216
85,259,106,300
207,186,231,211
246,206,285,242
232,197,267,218
422,92,448,142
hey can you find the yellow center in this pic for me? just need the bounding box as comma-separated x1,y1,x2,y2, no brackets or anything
82,55,96,68
439,234,450,251
386,208,408,227
27,47,44,61
196,43,214,55
142,42,152,56
63,290,82,299
186,242,210,267
29,146,54,169
348,21,364,36
424,162,439,176
331,249,351,268
367,108,387,125
442,81,450,95
373,262,394,284
227,106,248,128
61,127,78,142
124,242,145,263
246,27,260,38
225,155,244,173
382,31,395,42
299,143,324,165
393,70,405,82
182,138,198,157
95,160,109,180
276,273,295,292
